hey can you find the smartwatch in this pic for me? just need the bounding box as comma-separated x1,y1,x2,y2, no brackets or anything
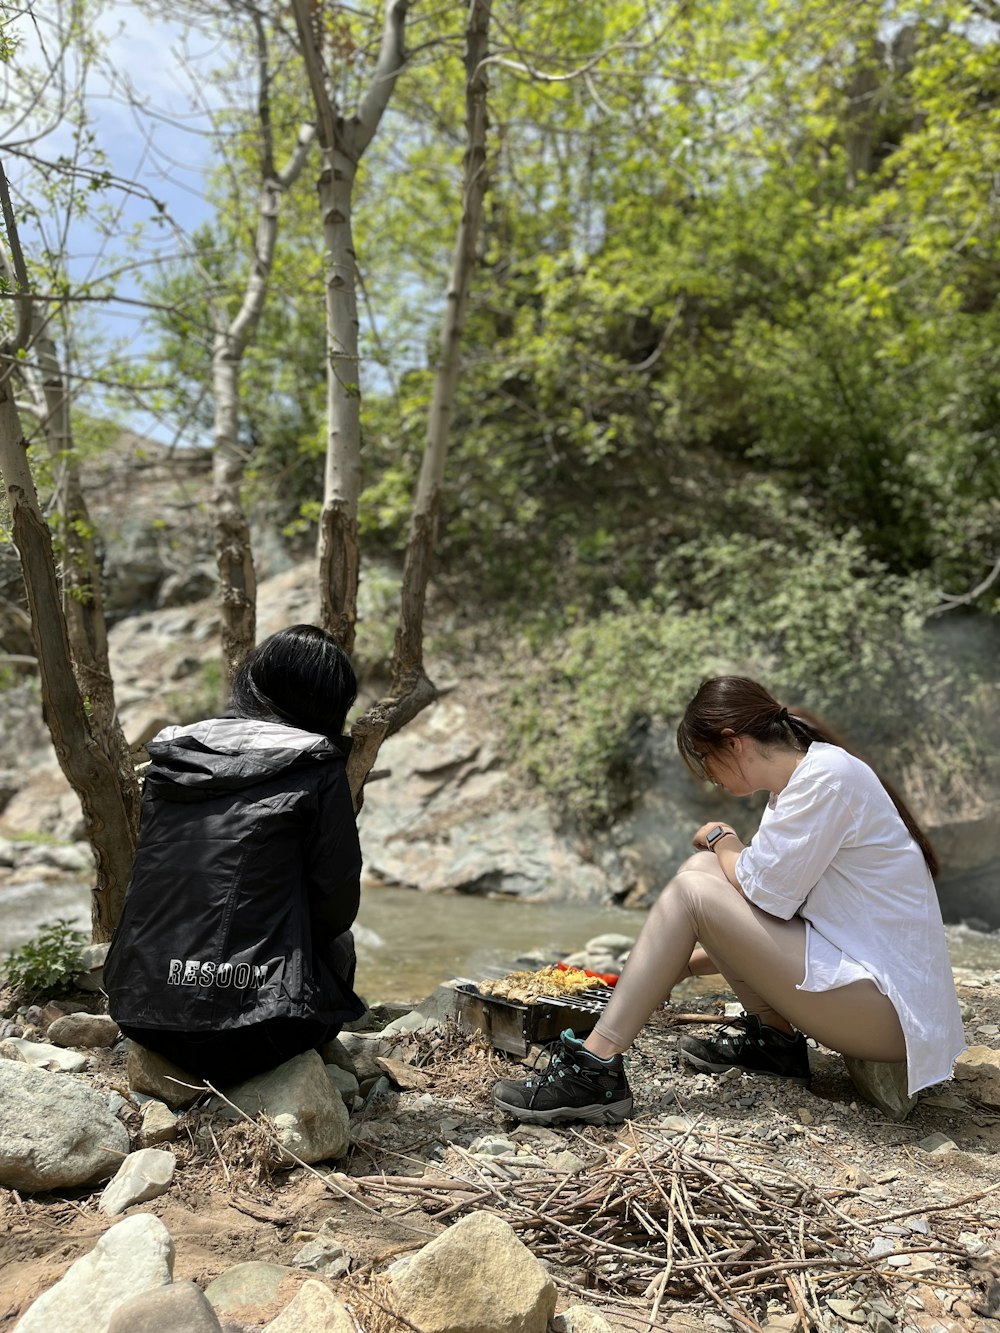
706,825,734,851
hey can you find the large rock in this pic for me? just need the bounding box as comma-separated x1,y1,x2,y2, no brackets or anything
953,1045,1000,1110
0,1061,130,1192
262,1279,355,1332
13,1213,174,1332
106,1280,222,1333
224,1050,350,1166
388,1211,557,1333
47,1013,120,1049
127,1043,206,1109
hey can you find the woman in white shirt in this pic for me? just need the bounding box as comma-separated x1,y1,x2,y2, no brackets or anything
494,676,965,1125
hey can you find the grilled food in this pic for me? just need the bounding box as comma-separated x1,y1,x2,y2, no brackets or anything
477,965,608,1004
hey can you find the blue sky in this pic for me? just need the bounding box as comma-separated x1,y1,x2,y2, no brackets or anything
3,2,233,443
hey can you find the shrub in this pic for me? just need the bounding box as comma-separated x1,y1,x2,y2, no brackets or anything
3,919,88,998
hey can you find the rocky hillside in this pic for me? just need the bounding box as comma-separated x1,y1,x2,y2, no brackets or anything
0,435,998,925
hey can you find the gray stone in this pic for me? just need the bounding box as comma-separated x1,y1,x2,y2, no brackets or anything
48,1013,121,1049
548,1150,588,1174
552,1306,614,1333
388,1210,557,1333
291,1238,351,1277
0,1038,88,1072
203,1262,296,1316
317,1037,357,1078
107,1279,222,1333
0,1060,130,1191
325,1064,359,1107
262,1279,355,1332
127,1042,206,1109
225,1050,350,1166
99,1147,176,1215
14,1213,175,1332
584,933,634,955
916,1132,958,1154
842,1056,917,1121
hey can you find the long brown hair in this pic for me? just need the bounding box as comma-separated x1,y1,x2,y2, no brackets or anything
676,676,939,877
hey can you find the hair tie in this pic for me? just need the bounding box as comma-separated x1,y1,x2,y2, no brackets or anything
776,707,790,724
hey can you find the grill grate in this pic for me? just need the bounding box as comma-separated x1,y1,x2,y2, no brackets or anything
452,982,614,1057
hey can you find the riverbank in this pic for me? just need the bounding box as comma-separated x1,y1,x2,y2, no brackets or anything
2,967,999,1333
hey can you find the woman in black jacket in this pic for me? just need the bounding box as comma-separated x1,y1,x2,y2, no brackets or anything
105,624,365,1085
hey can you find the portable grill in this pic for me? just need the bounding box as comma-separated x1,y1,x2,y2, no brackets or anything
452,981,613,1057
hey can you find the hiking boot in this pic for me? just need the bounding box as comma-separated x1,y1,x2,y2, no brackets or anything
680,1013,811,1085
492,1029,634,1125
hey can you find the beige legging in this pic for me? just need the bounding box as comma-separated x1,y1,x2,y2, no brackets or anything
591,852,906,1062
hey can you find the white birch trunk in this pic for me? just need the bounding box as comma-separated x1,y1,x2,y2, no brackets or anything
290,0,409,655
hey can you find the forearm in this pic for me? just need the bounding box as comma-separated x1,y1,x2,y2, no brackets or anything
714,837,745,893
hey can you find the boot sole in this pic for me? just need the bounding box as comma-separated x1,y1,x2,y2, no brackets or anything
681,1049,810,1085
492,1094,634,1125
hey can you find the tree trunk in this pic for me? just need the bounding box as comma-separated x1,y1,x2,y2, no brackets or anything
347,0,493,804
290,0,409,655
25,318,141,843
212,10,314,680
0,384,136,941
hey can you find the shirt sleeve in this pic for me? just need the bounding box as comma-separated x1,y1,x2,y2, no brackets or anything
735,769,858,919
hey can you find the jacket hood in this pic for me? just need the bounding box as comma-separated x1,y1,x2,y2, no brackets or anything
144,718,348,800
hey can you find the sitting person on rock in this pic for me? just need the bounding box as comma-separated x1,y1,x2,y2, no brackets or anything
105,624,365,1086
494,675,965,1124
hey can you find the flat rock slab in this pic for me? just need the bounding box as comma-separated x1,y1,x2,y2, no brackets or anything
203,1262,296,1316
14,1213,174,1333
0,1038,88,1072
0,1061,130,1192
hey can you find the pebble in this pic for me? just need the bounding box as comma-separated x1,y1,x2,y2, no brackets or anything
47,1013,120,1049
826,1298,866,1323
292,1238,351,1278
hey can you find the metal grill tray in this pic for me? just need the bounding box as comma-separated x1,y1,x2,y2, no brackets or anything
452,981,613,1057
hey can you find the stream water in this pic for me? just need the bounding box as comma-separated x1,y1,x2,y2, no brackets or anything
2,877,999,1002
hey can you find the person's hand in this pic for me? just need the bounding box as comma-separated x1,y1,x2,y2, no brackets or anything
693,821,736,851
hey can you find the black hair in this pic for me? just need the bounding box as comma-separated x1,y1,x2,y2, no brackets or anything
677,675,939,877
230,624,357,739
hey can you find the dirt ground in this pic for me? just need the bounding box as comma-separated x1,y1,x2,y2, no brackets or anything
1,973,999,1333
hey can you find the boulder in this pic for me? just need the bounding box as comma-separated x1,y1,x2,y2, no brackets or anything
106,1279,222,1333
224,1050,350,1166
0,1061,130,1191
953,1045,1000,1110
325,1064,360,1107
842,1057,917,1122
47,1013,120,1050
262,1279,355,1332
13,1213,174,1332
127,1043,206,1109
388,1211,557,1333
99,1148,176,1216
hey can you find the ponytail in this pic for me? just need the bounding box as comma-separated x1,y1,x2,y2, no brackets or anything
677,677,939,877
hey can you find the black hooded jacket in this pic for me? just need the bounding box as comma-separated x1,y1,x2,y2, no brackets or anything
104,717,365,1033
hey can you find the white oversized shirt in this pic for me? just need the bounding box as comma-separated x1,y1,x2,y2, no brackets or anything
734,744,965,1095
